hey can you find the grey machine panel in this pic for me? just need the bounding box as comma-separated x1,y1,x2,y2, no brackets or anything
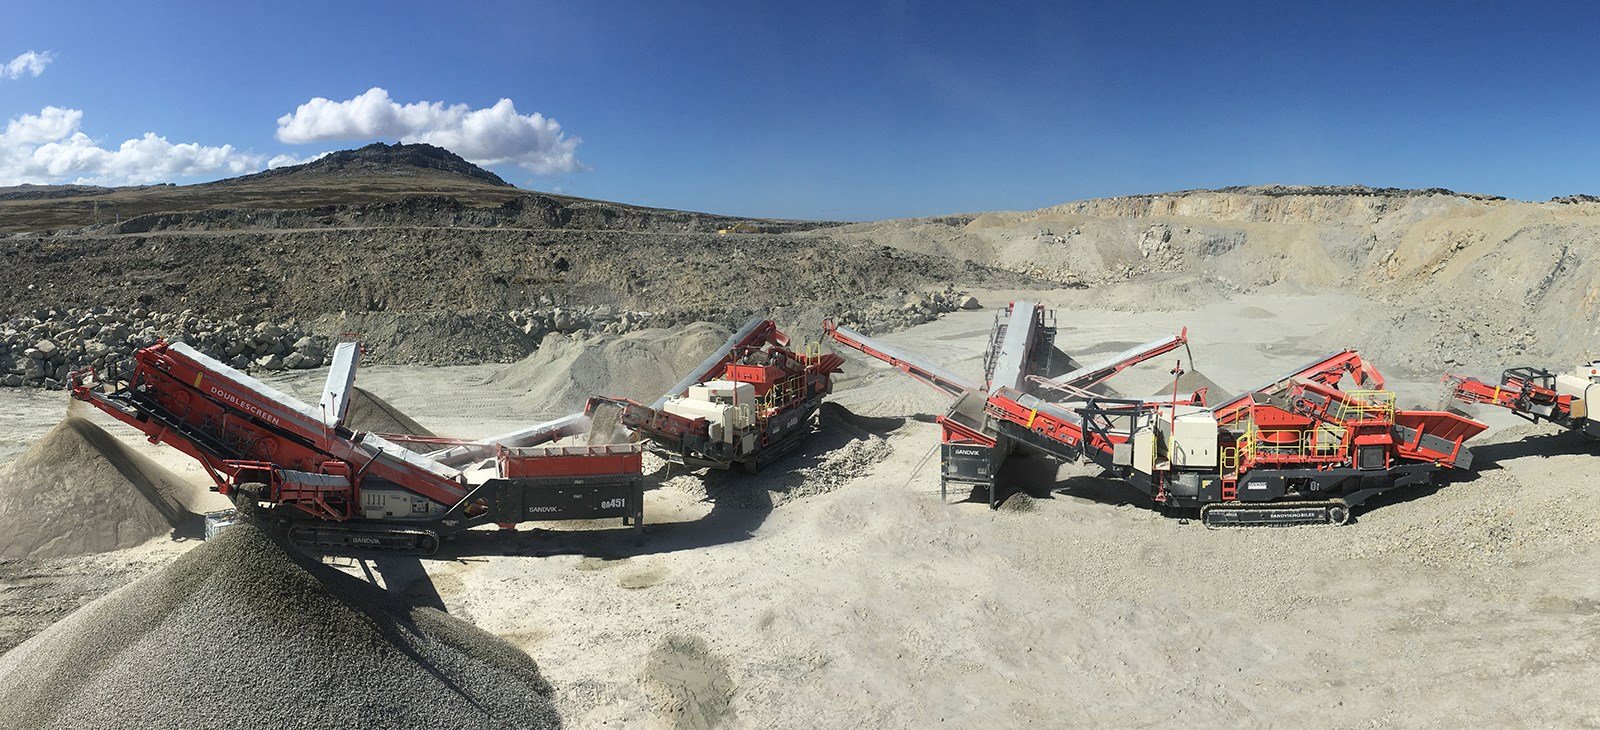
320,342,360,428
988,301,1040,395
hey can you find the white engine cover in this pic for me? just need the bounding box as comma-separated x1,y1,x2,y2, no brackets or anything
663,397,751,443
1154,405,1218,468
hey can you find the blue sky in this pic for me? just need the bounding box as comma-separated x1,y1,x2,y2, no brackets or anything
3,1,1598,219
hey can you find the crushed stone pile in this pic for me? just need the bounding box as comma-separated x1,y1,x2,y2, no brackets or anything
999,492,1039,513
345,385,436,437
1155,368,1233,404
489,323,733,413
0,417,205,560
0,520,560,730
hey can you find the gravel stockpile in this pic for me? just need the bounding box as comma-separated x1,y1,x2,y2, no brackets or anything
1160,368,1232,404
345,386,436,437
0,521,560,730
0,417,203,559
490,323,734,412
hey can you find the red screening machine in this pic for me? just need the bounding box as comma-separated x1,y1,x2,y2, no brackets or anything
71,340,644,554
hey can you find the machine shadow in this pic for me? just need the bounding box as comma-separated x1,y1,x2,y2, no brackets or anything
361,556,449,611
1360,429,1596,515
436,404,905,560
947,447,1158,511
1468,429,1595,467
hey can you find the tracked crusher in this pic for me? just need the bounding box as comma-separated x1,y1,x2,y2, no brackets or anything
585,317,844,473
70,341,645,554
828,303,1487,526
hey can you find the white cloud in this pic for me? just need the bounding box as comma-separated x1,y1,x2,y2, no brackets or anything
275,87,584,175
2,50,54,80
266,150,331,169
0,106,264,186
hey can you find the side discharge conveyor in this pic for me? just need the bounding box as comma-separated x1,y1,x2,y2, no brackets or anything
1447,361,1600,440
830,303,1059,507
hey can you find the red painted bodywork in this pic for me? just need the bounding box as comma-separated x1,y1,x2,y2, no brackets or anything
499,444,644,478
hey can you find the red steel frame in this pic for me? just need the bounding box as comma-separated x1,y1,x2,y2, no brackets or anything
73,343,470,520
1448,371,1576,421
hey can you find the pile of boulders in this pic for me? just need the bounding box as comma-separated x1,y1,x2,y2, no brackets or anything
0,290,978,389
508,305,659,340
829,287,978,335
0,307,328,389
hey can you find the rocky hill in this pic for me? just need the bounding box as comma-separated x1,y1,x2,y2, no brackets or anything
0,143,1027,386
0,143,826,235
6,168,1596,387
0,184,134,202
223,142,512,187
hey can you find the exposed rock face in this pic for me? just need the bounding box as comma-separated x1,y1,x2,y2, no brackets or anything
830,287,970,334
817,188,1600,373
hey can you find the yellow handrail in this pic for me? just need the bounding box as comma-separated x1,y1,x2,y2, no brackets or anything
1241,423,1347,460
1219,445,1238,477
1333,389,1396,423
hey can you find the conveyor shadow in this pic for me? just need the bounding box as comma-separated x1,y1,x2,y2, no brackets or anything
436,403,905,560
1467,429,1595,468
359,556,448,612
1049,473,1157,509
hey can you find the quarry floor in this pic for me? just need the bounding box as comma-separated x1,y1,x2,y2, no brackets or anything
3,288,1599,728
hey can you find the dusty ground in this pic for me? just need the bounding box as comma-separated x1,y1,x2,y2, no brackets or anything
3,288,1597,727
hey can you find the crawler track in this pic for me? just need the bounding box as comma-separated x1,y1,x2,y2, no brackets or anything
1200,499,1350,528
287,523,441,556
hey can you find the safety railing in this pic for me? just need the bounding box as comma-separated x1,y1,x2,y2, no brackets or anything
1235,420,1348,465
753,373,806,421
1331,389,1396,423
